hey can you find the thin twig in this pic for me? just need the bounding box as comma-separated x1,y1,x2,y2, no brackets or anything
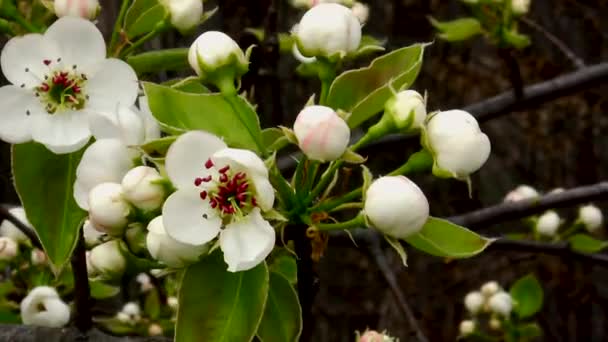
70,229,92,333
365,233,429,342
488,238,608,266
498,48,524,99
0,205,42,249
520,17,586,69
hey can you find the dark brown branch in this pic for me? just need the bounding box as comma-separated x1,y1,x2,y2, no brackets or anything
521,17,586,69
0,205,42,249
448,181,608,229
70,229,92,333
498,48,524,99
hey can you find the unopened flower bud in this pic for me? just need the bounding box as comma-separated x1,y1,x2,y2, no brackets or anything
119,302,141,323
89,240,126,280
578,205,603,233
489,318,502,330
504,185,538,202
162,0,203,33
136,273,154,292
188,31,248,90
0,237,18,261
351,2,369,24
536,211,560,237
294,105,350,162
488,292,513,316
384,90,426,132
148,323,163,336
358,330,385,342
294,3,361,59
20,286,70,328
459,320,475,336
364,176,429,239
511,0,531,15
481,281,500,297
167,296,179,310
86,251,97,277
88,183,131,236
121,166,166,211
423,110,491,180
146,216,207,268
0,207,31,244
30,249,47,266
464,291,484,314
116,311,130,323
54,0,100,20
83,220,105,248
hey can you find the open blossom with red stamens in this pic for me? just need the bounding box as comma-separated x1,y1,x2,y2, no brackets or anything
162,131,276,272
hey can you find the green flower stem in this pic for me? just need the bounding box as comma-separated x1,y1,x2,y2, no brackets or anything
319,78,331,106
305,160,343,204
351,114,394,152
269,167,297,211
315,213,365,232
109,0,132,54
317,60,336,106
316,188,363,212
120,25,166,58
559,221,583,240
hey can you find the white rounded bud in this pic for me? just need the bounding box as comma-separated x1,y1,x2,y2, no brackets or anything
20,286,70,328
148,323,163,336
88,183,131,237
424,110,491,180
481,281,500,297
121,166,166,211
188,31,248,81
116,311,130,323
464,291,484,314
504,185,539,202
89,240,126,279
488,292,513,316
459,320,475,336
83,219,105,248
0,207,31,244
0,237,18,261
167,296,179,310
146,216,207,268
364,176,429,239
536,211,560,237
30,248,47,266
121,302,141,322
351,2,369,24
358,330,387,342
578,205,603,233
489,318,502,330
294,4,361,59
384,90,426,131
162,0,203,33
294,105,350,162
85,251,98,277
136,273,154,292
54,0,100,20
511,0,531,15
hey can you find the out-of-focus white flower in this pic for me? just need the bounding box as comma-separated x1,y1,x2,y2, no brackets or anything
146,216,208,268
364,176,429,239
481,281,500,297
88,183,131,236
188,31,248,87
578,205,603,233
162,0,203,33
0,237,18,261
489,318,502,330
351,2,369,24
167,296,179,310
464,291,484,314
117,301,141,324
136,273,154,293
30,248,47,266
148,323,163,336
88,240,126,279
358,329,396,342
54,0,100,20
121,166,166,212
459,320,475,336
488,292,513,316
20,286,70,328
0,207,31,244
536,211,560,237
503,185,539,202
293,105,350,162
511,0,531,15
384,90,426,132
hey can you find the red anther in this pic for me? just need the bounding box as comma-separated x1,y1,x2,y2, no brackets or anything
194,178,203,186
238,182,249,192
218,165,230,174
43,59,51,66
60,72,68,77
234,172,246,180
251,197,258,207
204,158,214,169
210,200,218,209
39,83,49,92
218,186,230,195
236,193,247,202
201,175,212,182
73,85,81,93
199,191,207,200
219,173,228,183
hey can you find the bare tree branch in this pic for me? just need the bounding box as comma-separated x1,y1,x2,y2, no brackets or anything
70,229,92,333
521,17,586,69
487,238,608,266
0,204,42,249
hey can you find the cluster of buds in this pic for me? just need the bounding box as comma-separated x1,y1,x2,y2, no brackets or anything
459,281,514,337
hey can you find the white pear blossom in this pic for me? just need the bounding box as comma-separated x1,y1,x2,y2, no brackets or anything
488,291,513,316
0,207,31,244
364,176,429,239
424,110,491,180
162,0,203,33
0,237,18,261
83,219,106,247
294,105,351,162
481,281,500,297
294,3,361,59
20,286,70,328
54,0,100,20
88,240,126,279
511,0,531,15
464,291,484,314
162,131,276,272
0,17,138,154
459,320,475,336
122,166,166,212
536,210,560,237
88,183,131,236
146,216,208,268
578,205,603,232
504,185,539,202
384,90,426,131
188,31,248,83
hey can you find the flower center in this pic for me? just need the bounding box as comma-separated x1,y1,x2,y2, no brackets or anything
193,159,258,218
30,59,88,114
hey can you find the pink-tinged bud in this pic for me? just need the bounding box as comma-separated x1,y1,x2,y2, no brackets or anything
54,0,100,20
30,248,47,266
294,105,350,162
0,237,18,261
358,329,396,342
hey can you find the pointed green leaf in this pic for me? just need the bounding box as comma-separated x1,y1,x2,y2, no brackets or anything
139,136,177,157
124,0,168,39
176,252,269,342
12,143,87,271
429,17,483,42
257,272,302,342
509,274,543,319
269,254,297,285
143,82,264,154
385,235,408,266
127,48,190,74
326,43,426,128
405,217,494,258
90,280,120,299
568,234,608,254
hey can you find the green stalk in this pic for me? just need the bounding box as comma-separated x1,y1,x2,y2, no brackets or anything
109,0,132,54
315,214,365,232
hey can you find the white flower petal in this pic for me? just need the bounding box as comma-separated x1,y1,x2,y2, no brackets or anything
138,96,161,142
31,111,91,154
43,17,105,74
212,148,269,178
89,105,145,146
162,188,221,246
86,58,138,112
219,208,275,272
0,34,60,88
0,86,45,143
20,286,70,328
75,139,137,210
146,216,207,268
250,174,275,212
165,131,227,189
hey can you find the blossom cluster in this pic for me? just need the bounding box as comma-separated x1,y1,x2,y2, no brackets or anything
459,281,514,337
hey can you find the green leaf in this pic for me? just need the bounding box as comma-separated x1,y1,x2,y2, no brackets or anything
143,82,265,154
503,30,531,49
568,234,608,254
145,289,161,319
90,280,120,299
176,252,269,342
404,217,494,258
139,136,177,157
12,143,87,271
262,128,290,152
326,43,426,128
510,274,543,319
127,48,190,74
429,17,483,42
269,254,297,285
257,272,302,342
515,322,542,339
124,0,168,39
